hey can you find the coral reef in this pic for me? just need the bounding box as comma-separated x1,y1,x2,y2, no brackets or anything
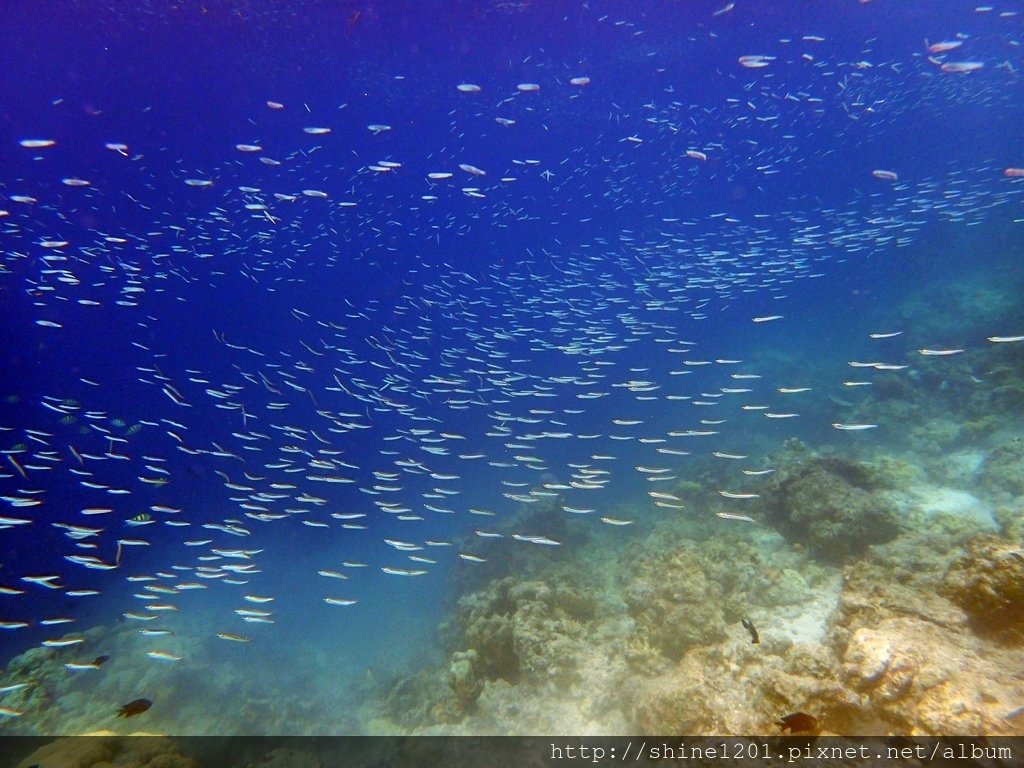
978,437,1024,500
373,508,843,734
630,640,845,734
621,545,728,661
14,734,193,768
369,429,1024,737
833,539,1024,735
941,536,1024,638
758,456,901,562
369,562,627,733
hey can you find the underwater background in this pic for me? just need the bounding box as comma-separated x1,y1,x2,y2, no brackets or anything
1,0,1024,738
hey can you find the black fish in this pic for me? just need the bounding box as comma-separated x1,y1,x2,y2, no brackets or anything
93,655,110,666
116,698,152,718
778,712,818,734
741,618,759,644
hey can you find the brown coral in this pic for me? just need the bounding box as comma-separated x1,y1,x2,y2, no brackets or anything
941,535,1024,638
759,457,900,562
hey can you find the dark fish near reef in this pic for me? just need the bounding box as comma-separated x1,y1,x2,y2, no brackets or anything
93,655,110,666
116,698,152,717
741,618,759,644
778,712,818,734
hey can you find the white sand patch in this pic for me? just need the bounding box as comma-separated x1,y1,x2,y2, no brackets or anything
944,450,988,483
908,484,997,530
758,570,842,646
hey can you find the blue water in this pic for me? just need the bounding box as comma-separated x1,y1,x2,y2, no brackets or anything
1,0,1023,736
